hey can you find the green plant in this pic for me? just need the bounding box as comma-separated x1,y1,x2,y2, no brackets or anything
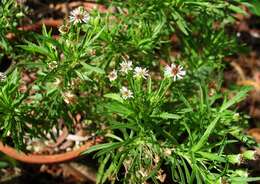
0,0,25,56
0,0,259,183
240,0,260,16
85,63,257,183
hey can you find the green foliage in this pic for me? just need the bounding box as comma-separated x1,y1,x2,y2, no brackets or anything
241,0,260,16
0,0,258,183
0,0,25,56
85,72,253,183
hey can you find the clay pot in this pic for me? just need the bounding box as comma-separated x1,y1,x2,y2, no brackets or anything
0,137,102,164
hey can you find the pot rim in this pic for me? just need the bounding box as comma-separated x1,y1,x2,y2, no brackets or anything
0,137,103,164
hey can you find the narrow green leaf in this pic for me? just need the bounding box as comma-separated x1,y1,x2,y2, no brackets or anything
231,177,260,182
82,142,122,155
75,70,92,81
0,161,8,168
193,88,250,152
220,87,250,112
19,44,50,57
229,4,247,15
192,115,220,152
104,93,123,103
81,62,105,74
151,112,181,120
105,133,124,142
97,154,110,184
197,152,226,162
105,102,134,117
181,158,191,183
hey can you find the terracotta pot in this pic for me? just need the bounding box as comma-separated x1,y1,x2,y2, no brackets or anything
0,137,102,164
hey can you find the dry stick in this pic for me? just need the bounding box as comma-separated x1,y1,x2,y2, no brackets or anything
6,19,63,40
48,126,69,148
238,80,260,91
68,162,97,183
61,162,96,183
230,61,260,118
6,2,108,41
230,61,246,81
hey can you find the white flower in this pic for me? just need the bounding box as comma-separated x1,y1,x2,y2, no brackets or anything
120,86,133,100
108,69,117,81
133,67,149,79
69,7,90,24
164,63,186,81
120,60,133,74
0,72,6,82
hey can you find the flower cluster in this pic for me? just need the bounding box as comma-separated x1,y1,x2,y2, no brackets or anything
107,60,150,100
107,60,186,100
108,60,186,83
58,7,90,34
108,60,150,82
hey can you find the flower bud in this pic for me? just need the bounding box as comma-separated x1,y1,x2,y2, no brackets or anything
234,169,248,177
59,25,70,34
227,154,242,164
233,113,240,121
16,12,24,18
93,16,100,27
242,150,256,160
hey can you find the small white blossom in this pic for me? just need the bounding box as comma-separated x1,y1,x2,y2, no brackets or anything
120,60,133,74
133,67,149,79
69,7,90,24
108,69,117,81
120,86,133,100
164,63,186,81
0,72,6,82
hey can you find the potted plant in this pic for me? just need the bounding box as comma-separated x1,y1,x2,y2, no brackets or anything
0,0,259,183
